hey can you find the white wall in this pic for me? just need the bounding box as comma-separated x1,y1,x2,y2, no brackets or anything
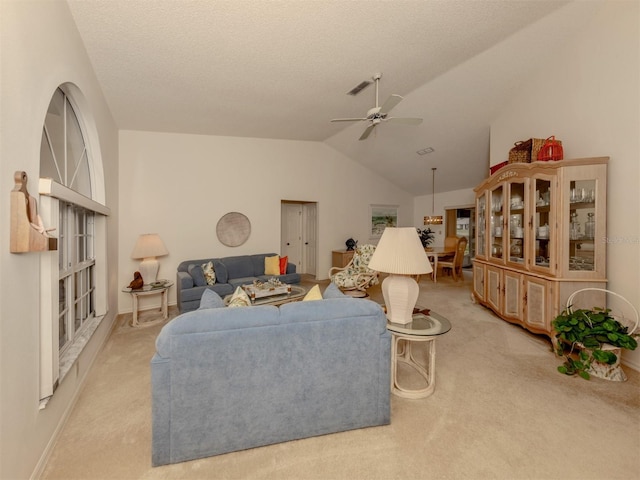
490,1,640,369
118,131,414,312
0,2,119,478
413,188,476,246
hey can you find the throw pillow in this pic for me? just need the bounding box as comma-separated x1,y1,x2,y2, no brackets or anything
264,255,280,276
188,264,207,287
302,284,323,301
323,282,348,299
279,256,288,275
198,289,225,309
228,286,251,308
202,261,216,285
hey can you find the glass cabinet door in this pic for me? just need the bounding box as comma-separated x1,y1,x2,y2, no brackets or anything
568,178,597,272
532,176,554,273
489,185,504,262
507,180,526,265
476,192,487,259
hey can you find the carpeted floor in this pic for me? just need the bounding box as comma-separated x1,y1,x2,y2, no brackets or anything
41,271,640,480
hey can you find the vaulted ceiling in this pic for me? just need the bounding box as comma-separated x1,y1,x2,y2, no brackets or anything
67,0,576,195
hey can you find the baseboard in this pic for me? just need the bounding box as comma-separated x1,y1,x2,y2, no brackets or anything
622,357,640,372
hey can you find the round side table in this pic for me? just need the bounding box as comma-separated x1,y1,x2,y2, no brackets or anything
386,311,451,398
122,280,173,327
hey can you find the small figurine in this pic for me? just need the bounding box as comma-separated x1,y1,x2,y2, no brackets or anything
345,238,358,251
128,271,144,290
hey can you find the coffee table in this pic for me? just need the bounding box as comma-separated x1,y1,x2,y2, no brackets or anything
386,310,451,398
224,285,307,306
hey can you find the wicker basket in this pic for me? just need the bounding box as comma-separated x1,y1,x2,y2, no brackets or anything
508,138,546,163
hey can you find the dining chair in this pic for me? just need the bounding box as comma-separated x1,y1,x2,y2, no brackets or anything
439,236,468,281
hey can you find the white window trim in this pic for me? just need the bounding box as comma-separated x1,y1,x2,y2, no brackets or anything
38,180,110,408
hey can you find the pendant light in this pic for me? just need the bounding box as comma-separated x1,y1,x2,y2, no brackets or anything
424,167,443,225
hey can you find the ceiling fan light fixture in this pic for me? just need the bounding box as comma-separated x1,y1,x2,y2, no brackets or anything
330,72,423,141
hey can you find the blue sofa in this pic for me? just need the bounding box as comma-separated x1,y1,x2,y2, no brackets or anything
176,253,301,313
151,291,391,466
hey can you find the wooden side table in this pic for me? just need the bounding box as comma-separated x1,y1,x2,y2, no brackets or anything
122,281,173,327
332,250,354,268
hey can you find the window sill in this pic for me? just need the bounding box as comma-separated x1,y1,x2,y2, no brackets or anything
39,314,105,410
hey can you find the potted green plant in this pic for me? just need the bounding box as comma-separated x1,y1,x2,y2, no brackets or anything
553,306,638,380
416,228,435,249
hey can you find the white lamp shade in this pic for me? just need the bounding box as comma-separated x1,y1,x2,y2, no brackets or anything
131,234,168,259
368,227,432,325
131,234,168,285
368,227,432,275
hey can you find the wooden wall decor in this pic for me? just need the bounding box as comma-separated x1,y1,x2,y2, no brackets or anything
10,171,57,252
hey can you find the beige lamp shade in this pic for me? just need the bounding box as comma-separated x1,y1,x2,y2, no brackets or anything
368,227,432,325
131,234,169,284
368,227,433,275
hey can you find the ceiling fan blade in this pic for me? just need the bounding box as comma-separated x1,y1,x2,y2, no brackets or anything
379,94,403,114
385,117,423,125
359,123,376,141
330,117,367,123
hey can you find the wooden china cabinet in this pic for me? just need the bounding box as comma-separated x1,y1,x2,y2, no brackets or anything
472,157,608,339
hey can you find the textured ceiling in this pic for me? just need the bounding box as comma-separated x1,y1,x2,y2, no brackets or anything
67,0,580,195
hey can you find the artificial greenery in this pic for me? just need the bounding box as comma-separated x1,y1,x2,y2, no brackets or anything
553,306,638,380
416,228,435,248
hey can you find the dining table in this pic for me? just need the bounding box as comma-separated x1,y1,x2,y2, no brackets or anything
423,247,456,282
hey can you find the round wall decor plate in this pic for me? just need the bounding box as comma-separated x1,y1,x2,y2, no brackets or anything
216,212,251,247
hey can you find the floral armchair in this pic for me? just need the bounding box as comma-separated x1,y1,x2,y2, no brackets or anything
328,244,379,296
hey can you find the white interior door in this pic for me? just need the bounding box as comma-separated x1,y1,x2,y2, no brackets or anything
281,203,303,272
302,203,317,276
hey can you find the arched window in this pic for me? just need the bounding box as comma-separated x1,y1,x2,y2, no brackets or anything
39,85,109,406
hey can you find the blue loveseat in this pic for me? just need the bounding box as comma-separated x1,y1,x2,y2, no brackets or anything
151,287,391,466
176,253,301,313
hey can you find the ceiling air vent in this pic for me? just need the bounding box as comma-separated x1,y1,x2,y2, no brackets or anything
347,80,372,96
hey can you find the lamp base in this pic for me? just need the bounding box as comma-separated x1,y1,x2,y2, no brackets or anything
381,274,419,325
139,257,159,285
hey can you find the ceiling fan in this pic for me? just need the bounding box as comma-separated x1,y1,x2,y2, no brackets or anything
330,73,423,141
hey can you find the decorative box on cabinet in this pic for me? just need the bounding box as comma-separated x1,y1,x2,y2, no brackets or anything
472,157,608,341
332,250,354,268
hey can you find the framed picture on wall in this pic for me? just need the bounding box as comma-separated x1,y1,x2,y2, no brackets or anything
370,204,398,238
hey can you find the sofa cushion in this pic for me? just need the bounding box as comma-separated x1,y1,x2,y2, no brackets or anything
302,284,322,301
265,255,280,276
250,253,278,276
188,264,207,287
199,289,225,309
228,286,251,308
202,261,216,285
212,259,228,284
221,256,255,280
279,256,288,274
181,285,234,304
323,282,348,299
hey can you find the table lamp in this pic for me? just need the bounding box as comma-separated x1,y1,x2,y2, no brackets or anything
131,233,169,284
368,227,433,325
